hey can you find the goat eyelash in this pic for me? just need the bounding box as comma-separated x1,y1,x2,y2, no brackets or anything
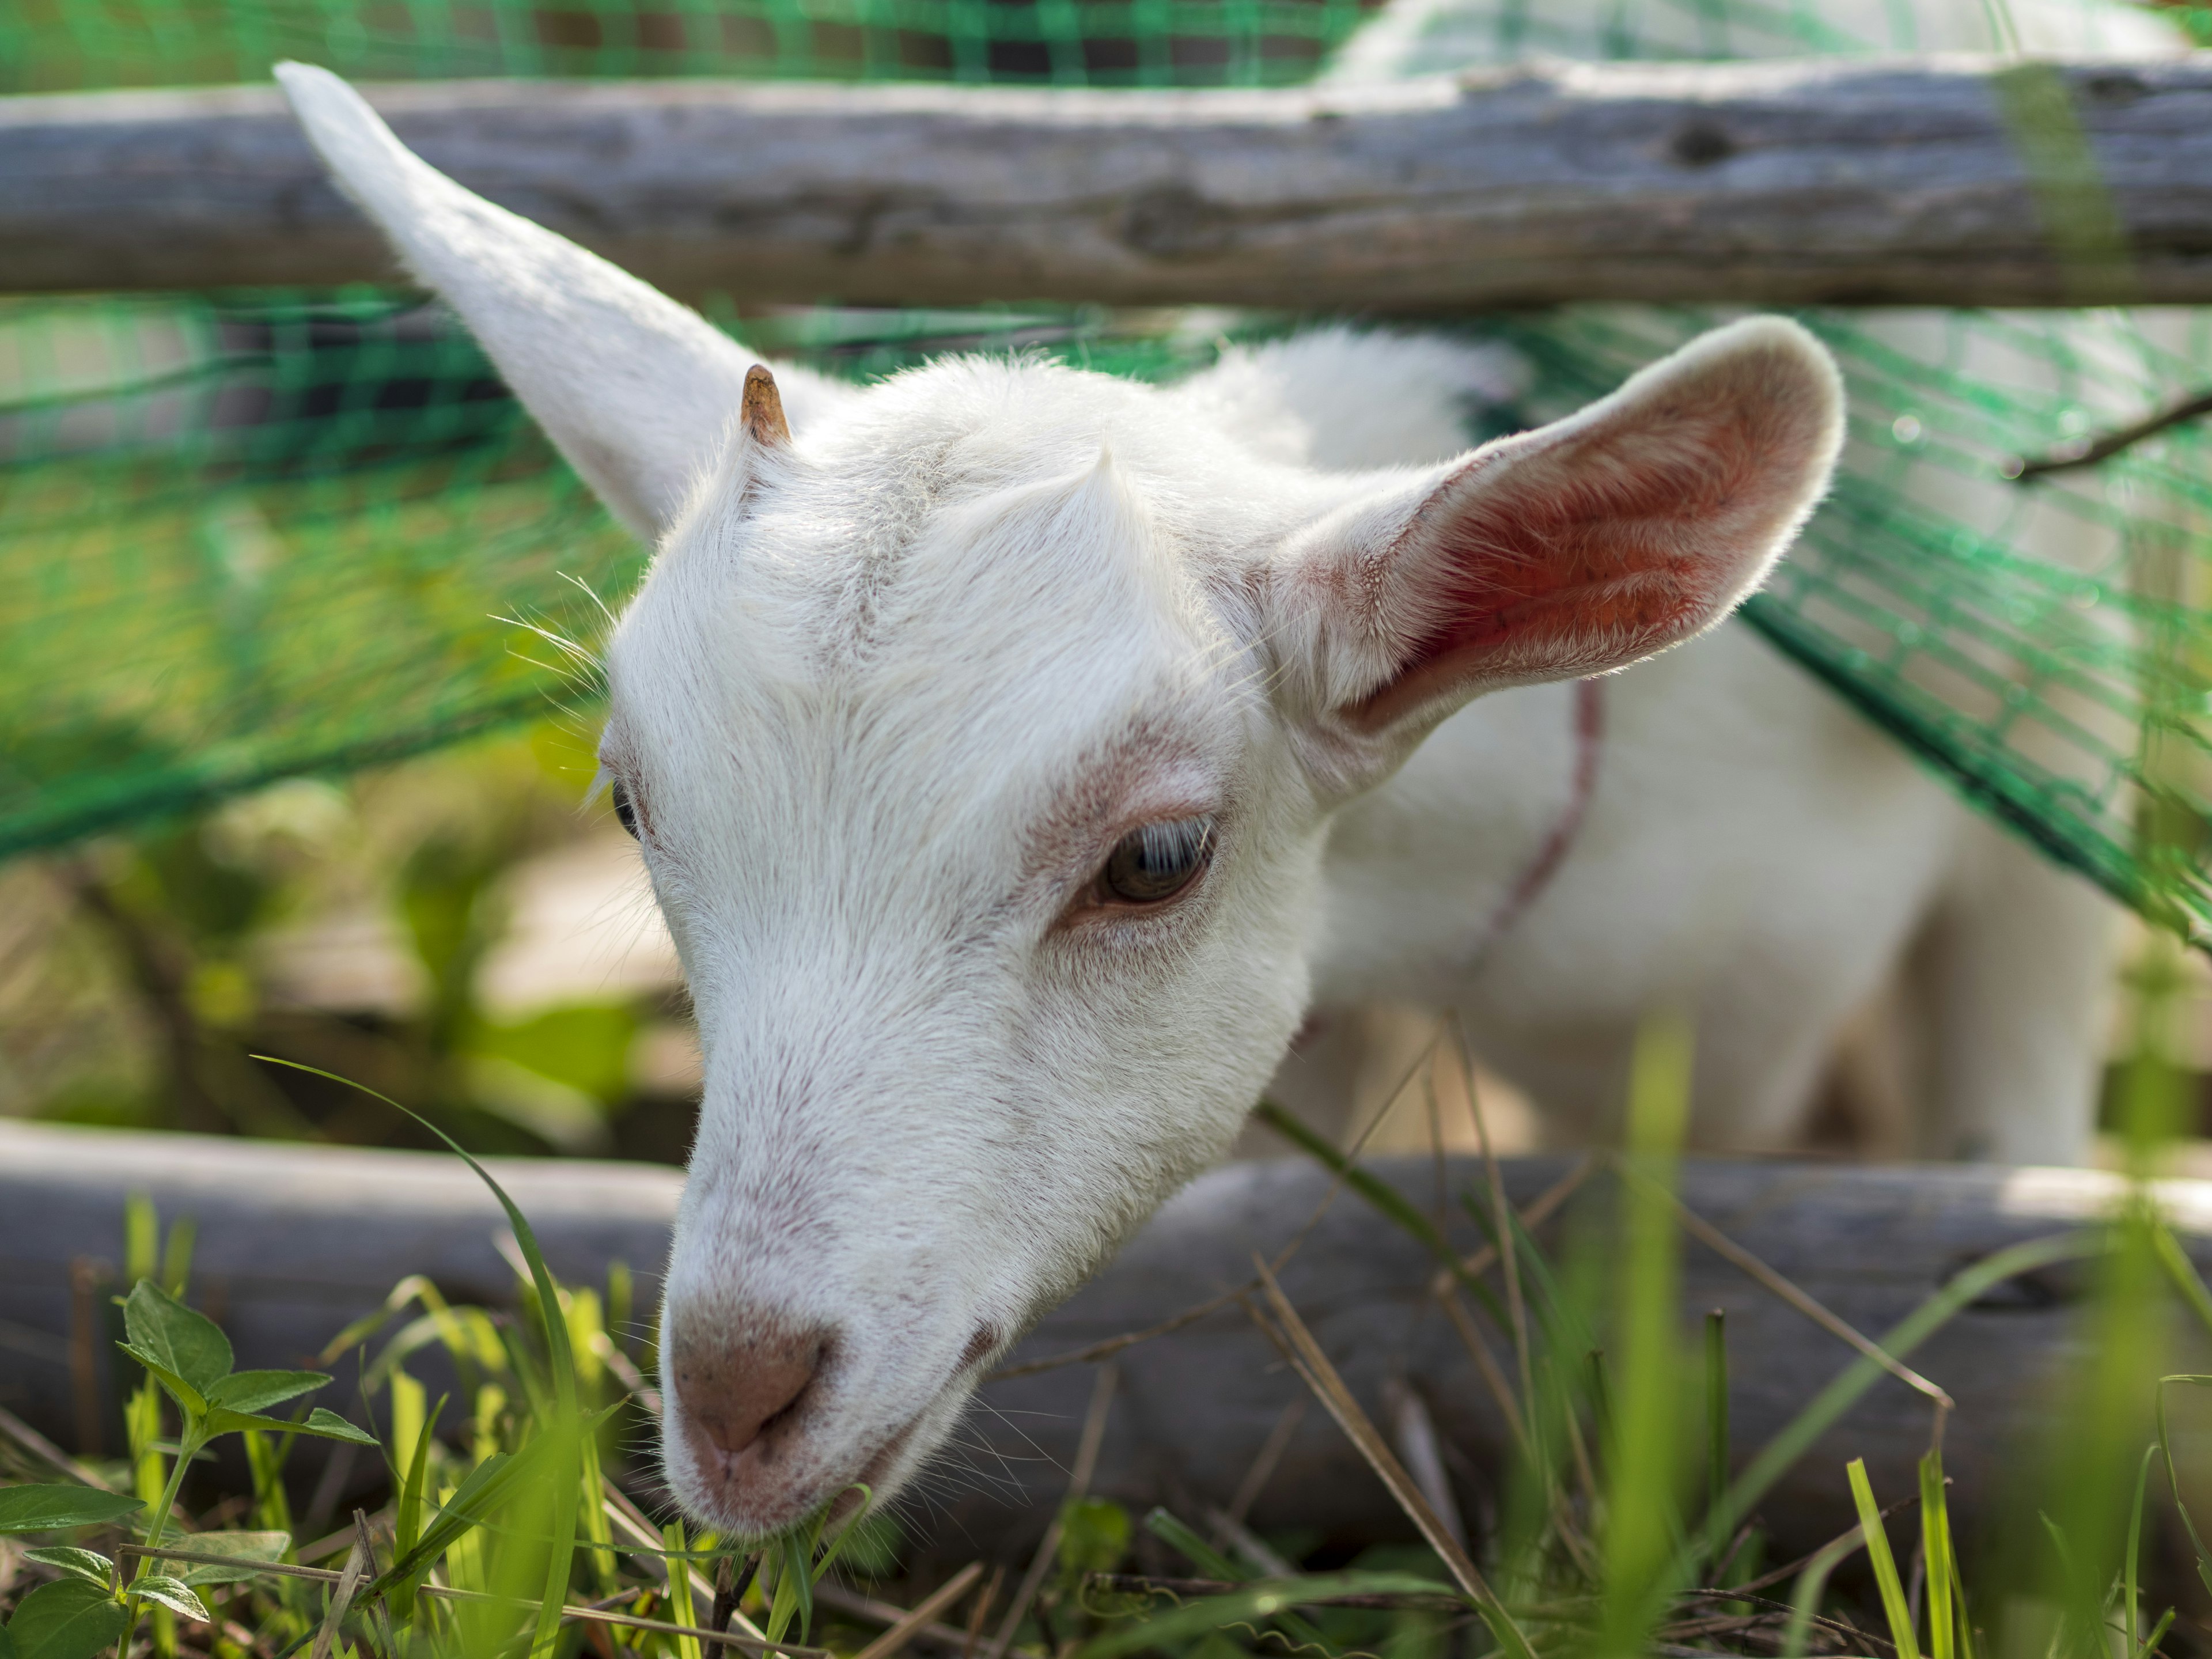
1089,813,1218,909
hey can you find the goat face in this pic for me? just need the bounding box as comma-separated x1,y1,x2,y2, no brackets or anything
613,365,1336,1530
278,61,1846,1537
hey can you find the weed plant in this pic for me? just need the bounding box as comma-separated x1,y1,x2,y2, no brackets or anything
5,967,2212,1659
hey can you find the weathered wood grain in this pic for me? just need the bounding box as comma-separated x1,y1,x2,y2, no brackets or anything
6,57,2212,306
1,1119,2206,1559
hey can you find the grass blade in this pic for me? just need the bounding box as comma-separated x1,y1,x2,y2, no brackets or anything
1919,1450,1953,1659
2125,1442,2156,1656
1848,1458,1920,1659
1779,1529,1861,1659
1707,1309,1729,1532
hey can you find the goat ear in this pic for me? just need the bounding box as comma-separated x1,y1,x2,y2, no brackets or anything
276,62,795,540
1279,317,1844,743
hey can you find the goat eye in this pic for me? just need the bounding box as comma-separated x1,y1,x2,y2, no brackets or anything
1099,817,1215,906
611,781,639,840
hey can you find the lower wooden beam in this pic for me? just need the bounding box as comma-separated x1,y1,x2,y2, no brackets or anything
0,1118,2204,1557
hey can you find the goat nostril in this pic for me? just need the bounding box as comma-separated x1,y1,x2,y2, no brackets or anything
677,1327,830,1464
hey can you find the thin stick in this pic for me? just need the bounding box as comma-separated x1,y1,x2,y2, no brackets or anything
1385,1380,1468,1550
0,1399,115,1491
1455,1018,1536,1415
986,1363,1118,1659
851,1563,985,1659
960,1564,1007,1659
993,1037,1444,1384
1708,1487,1921,1599
294,1522,359,1565
1428,1157,1598,1457
600,1479,771,1645
2008,387,2212,480
1222,1396,1306,1531
1429,1158,1596,1296
308,1536,370,1659
815,1581,1010,1658
988,1287,1247,1381
1619,1158,1953,1412
1441,1294,1529,1456
1248,1255,1529,1659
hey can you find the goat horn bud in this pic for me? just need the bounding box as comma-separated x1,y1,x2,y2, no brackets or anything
741,363,792,446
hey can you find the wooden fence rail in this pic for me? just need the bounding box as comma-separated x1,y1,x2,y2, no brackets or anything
5,56,2212,306
3,1119,2210,1558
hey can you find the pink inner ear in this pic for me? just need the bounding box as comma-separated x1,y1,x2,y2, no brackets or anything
1348,402,1771,732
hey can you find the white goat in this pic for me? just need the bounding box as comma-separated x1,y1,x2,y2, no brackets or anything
278,58,2090,1536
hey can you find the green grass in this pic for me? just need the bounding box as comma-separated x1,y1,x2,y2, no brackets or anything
6,981,2212,1659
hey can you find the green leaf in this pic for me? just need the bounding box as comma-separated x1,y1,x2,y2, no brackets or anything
3,1578,127,1659
133,1577,210,1623
1058,1498,1132,1581
202,1406,377,1446
175,1531,291,1587
300,1406,378,1445
0,1487,143,1536
0,1618,15,1659
114,1343,207,1418
122,1280,232,1397
17,1548,110,1588
207,1370,330,1415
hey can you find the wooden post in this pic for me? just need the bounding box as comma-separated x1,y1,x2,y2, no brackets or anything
6,58,2212,306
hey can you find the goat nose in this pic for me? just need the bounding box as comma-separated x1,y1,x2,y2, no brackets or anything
671,1322,830,1464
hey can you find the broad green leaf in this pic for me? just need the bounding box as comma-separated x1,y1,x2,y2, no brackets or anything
122,1281,232,1397
0,1487,142,1536
1059,1498,1132,1580
114,1343,207,1417
4,1578,127,1659
17,1548,109,1588
133,1577,210,1623
202,1406,377,1446
207,1370,329,1415
0,1618,15,1658
175,1530,290,1587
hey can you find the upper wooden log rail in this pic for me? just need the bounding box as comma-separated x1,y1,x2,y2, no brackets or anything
5,54,2212,308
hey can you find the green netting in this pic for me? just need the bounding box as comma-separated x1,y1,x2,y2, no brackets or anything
0,0,1374,89
0,293,1234,853
5,0,2212,943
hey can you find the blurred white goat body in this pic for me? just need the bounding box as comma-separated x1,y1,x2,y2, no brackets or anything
277,34,2128,1535
1284,0,2202,1161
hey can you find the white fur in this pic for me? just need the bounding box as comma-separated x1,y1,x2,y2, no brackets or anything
274,52,2116,1537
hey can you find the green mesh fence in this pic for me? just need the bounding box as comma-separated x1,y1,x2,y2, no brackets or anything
5,0,2212,944
0,0,1373,89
